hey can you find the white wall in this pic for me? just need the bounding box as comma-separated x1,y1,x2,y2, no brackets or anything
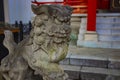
4,0,34,24
3,0,9,23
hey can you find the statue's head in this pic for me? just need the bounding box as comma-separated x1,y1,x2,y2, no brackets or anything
31,4,73,46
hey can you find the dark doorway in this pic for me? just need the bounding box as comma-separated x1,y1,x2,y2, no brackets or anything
0,0,4,22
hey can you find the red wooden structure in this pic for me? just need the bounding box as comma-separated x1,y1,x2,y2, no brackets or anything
87,0,97,31
31,0,63,5
31,0,109,31
31,0,88,14
87,0,109,31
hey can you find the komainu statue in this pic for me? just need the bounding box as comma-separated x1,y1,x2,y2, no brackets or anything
0,4,72,80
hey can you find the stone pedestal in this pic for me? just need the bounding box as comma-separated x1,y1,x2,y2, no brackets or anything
84,31,98,41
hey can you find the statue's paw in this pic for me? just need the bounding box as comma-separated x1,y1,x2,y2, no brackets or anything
63,73,69,80
57,72,68,80
0,61,10,71
48,72,68,80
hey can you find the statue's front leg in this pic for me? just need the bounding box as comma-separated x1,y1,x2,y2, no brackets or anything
29,60,67,80
17,71,25,80
2,72,11,80
31,60,63,73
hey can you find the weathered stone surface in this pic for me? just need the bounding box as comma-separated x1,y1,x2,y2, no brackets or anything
96,17,120,23
69,57,108,68
80,59,108,68
80,72,106,80
84,31,98,41
70,58,81,66
0,73,3,80
60,65,81,72
108,61,120,69
65,71,80,80
77,14,120,49
59,58,70,65
105,75,120,80
0,4,72,80
81,67,120,76
60,65,80,79
80,66,120,80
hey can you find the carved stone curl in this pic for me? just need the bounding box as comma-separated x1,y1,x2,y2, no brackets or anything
0,4,72,80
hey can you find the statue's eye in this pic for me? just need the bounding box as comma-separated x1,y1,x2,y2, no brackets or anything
55,19,62,25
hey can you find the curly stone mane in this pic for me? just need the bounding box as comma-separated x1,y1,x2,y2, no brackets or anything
0,4,72,80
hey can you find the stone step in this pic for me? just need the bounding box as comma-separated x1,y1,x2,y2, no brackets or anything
96,17,120,23
71,17,81,22
72,13,120,17
60,54,108,68
60,50,120,69
81,66,120,76
97,29,120,35
60,46,120,80
96,23,120,30
60,65,80,80
111,41,120,49
60,65,120,80
69,58,108,68
97,31,120,37
112,29,120,35
77,40,112,48
98,35,120,41
74,17,120,24
79,23,120,30
67,46,120,62
78,40,120,49
84,31,98,41
71,22,81,27
80,67,120,80
76,13,120,49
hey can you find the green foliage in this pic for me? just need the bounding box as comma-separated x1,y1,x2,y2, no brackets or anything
69,33,78,45
70,33,77,40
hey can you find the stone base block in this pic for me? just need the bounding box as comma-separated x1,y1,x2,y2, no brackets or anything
84,31,98,41
108,61,120,70
80,72,106,80
79,59,108,68
77,40,112,48
65,70,80,80
61,65,81,80
59,58,70,65
70,58,108,68
105,75,120,80
112,42,120,49
70,58,81,66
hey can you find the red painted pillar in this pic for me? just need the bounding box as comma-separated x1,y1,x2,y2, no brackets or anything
87,0,97,31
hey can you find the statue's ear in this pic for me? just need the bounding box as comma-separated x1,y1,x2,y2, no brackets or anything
31,4,49,15
31,4,39,14
65,6,73,14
